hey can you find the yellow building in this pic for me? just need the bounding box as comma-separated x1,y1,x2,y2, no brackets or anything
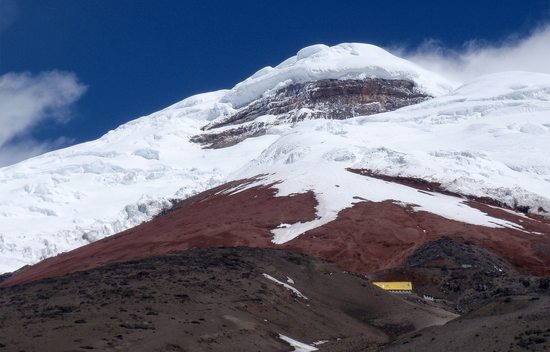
373,281,413,291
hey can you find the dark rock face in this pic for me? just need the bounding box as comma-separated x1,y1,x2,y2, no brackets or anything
191,78,430,148
372,237,550,313
212,78,429,127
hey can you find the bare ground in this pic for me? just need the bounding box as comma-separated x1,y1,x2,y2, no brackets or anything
0,247,454,352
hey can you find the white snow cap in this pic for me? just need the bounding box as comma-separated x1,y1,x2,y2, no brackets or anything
1,42,549,274
223,43,457,107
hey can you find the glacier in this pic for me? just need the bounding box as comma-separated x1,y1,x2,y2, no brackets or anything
0,43,549,273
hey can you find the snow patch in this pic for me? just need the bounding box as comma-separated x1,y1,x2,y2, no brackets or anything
278,334,318,352
269,170,523,244
262,273,308,300
312,340,329,346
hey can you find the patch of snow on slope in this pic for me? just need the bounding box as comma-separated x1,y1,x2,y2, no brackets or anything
278,334,318,352
263,273,308,299
262,160,524,244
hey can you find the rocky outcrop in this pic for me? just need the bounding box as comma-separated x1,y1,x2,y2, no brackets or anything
372,237,550,313
192,78,430,148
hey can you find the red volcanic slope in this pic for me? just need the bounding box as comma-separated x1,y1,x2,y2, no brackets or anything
2,176,550,287
283,200,550,275
1,180,317,287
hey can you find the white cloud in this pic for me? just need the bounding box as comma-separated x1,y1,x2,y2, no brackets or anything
0,71,86,166
400,23,550,83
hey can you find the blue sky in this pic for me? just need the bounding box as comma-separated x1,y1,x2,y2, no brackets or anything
1,0,550,166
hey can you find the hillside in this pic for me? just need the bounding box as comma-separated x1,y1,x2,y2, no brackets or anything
0,248,456,352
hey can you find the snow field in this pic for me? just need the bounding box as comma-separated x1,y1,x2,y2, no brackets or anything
0,45,549,273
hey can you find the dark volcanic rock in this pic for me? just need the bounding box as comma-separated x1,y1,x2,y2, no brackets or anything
0,247,454,352
211,78,429,127
191,78,430,148
372,237,550,313
0,273,11,283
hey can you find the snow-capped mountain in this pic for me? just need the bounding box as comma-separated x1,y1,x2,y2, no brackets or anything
1,43,549,273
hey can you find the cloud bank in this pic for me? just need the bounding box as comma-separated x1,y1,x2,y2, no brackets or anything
0,71,86,166
401,23,550,83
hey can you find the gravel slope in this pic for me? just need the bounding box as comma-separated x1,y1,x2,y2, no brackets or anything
0,247,454,352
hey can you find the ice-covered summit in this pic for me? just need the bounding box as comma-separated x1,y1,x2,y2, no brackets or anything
223,43,457,108
161,43,457,125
